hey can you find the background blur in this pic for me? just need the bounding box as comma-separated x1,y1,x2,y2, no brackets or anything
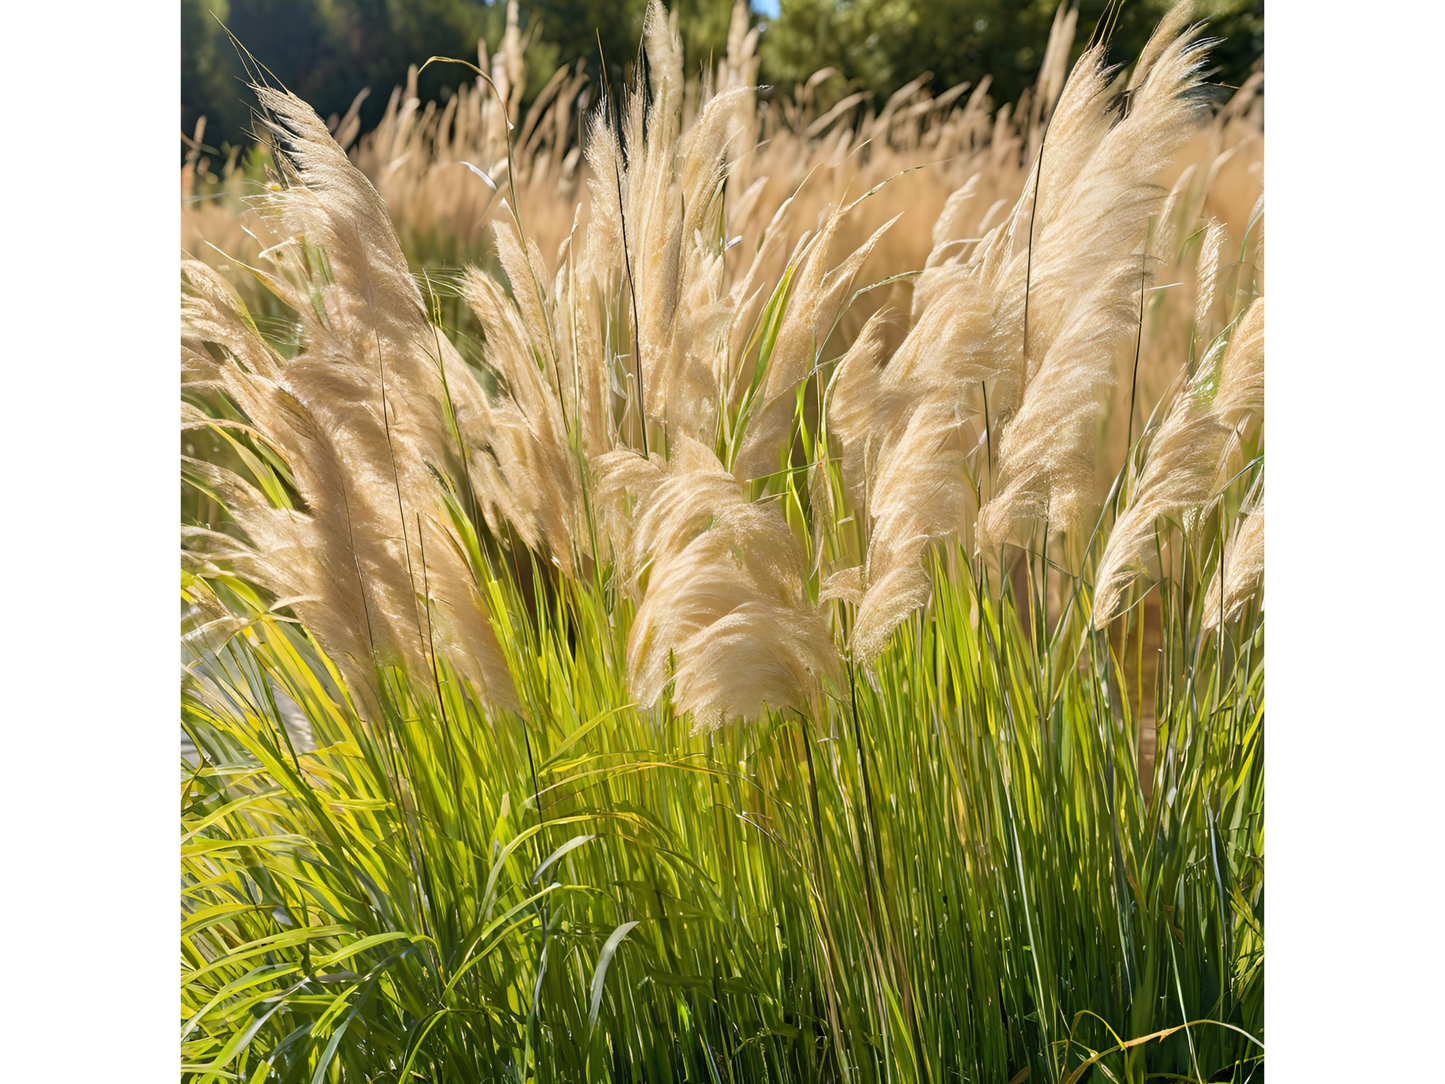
182,0,1263,154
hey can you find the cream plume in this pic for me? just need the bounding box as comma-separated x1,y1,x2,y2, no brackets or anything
1093,298,1264,626
605,438,839,729
182,88,519,712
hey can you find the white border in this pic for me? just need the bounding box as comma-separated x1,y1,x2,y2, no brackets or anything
3,0,176,1075
6,0,1444,1074
1270,0,1445,1075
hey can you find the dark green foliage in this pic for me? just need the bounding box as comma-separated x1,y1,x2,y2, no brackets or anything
183,0,524,151
761,1,1263,113
180,1,1265,156
180,0,750,153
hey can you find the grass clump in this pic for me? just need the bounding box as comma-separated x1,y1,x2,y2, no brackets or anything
182,3,1265,1080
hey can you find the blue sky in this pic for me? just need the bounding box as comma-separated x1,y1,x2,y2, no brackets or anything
751,0,780,18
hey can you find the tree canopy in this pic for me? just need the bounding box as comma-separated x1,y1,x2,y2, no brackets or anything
181,0,1262,153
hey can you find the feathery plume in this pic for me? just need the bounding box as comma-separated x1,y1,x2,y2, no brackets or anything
977,9,1214,548
831,3,1214,654
1092,297,1264,626
182,88,519,712
1202,490,1264,631
1194,217,1229,332
608,438,839,729
735,209,899,482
